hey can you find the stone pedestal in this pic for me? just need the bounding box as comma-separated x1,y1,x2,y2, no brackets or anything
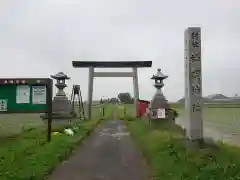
52,96,73,117
41,96,76,125
149,90,170,120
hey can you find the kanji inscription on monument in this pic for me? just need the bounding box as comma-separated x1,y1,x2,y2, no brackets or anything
184,27,203,140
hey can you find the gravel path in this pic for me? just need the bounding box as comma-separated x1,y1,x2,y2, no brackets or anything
48,120,149,180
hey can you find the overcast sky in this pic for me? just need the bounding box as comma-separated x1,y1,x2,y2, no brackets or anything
0,0,239,101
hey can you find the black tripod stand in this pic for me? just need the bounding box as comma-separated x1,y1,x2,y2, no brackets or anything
70,85,85,119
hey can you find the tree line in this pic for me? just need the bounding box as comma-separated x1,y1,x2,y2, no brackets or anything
101,92,134,104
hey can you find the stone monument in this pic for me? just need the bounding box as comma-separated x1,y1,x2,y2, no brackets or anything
184,27,203,142
41,72,76,122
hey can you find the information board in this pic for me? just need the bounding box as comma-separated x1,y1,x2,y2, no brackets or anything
0,78,52,113
0,78,53,141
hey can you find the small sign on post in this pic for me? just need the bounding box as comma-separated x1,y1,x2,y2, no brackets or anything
157,108,166,118
0,100,7,112
0,78,53,142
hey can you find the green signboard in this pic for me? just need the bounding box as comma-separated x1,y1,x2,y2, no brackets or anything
0,78,53,141
0,78,52,113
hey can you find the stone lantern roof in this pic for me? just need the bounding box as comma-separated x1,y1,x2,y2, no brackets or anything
151,68,168,80
151,68,168,90
51,72,70,80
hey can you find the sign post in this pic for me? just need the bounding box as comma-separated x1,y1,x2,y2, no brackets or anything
0,78,53,141
157,108,166,119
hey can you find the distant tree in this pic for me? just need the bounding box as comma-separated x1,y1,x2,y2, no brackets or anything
207,94,228,100
118,92,133,104
109,97,119,104
102,98,109,103
177,97,185,104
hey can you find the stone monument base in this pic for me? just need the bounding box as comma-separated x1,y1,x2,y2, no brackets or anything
40,112,77,120
184,138,205,149
40,94,82,128
183,137,220,150
52,96,72,114
40,112,79,122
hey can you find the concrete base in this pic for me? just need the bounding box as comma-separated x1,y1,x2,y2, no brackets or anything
40,112,77,120
41,113,82,128
52,96,72,114
40,94,80,123
40,112,80,123
184,138,204,149
184,137,219,150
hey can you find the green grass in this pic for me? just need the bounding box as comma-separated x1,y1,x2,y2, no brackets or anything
0,114,43,137
113,103,240,140
0,104,105,137
0,119,101,180
0,103,111,180
116,103,240,131
126,118,240,180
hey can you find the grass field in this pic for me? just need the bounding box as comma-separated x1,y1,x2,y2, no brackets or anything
0,119,101,180
171,104,240,145
126,118,240,180
119,103,240,129
0,104,107,138
114,103,240,145
175,107,240,131
172,103,240,124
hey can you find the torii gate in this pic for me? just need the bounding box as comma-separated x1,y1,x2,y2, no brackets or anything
72,61,152,119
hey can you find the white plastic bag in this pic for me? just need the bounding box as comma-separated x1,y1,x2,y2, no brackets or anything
64,128,74,136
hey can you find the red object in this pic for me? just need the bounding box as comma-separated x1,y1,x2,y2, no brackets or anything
137,99,150,117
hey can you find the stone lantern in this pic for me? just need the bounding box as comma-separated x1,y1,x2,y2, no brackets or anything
149,69,171,120
51,72,74,117
51,72,70,97
41,72,75,122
